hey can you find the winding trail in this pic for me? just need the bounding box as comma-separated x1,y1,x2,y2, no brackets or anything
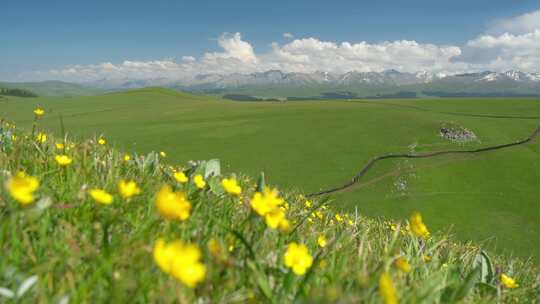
306,125,540,198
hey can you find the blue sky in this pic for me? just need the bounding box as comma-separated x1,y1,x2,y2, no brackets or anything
2,0,540,81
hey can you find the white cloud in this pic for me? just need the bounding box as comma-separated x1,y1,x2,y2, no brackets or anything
454,29,540,72
283,32,294,39
264,38,463,74
491,10,540,35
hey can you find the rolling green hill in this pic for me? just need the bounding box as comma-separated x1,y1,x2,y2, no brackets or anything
0,80,106,97
2,88,540,260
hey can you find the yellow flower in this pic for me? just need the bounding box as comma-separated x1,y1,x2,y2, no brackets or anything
33,107,45,116
193,174,206,189
409,212,430,239
153,238,206,288
55,143,65,149
207,238,226,260
160,151,167,158
5,172,39,205
36,132,47,143
278,218,291,233
304,200,312,208
221,177,242,195
395,256,412,273
123,154,131,162
118,180,141,199
335,213,344,223
284,242,313,275
89,188,113,205
265,207,286,229
317,235,327,248
379,272,398,304
11,134,17,141
174,171,188,183
250,187,284,216
500,274,519,289
55,154,73,166
155,185,191,221
98,138,106,145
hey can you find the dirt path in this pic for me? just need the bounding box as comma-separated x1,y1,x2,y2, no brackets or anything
306,125,540,197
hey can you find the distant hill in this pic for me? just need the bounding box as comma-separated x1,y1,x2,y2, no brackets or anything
0,80,106,97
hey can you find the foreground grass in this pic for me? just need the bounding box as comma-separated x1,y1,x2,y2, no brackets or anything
0,113,539,302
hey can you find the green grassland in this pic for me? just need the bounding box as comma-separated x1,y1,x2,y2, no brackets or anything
2,122,538,302
2,88,540,261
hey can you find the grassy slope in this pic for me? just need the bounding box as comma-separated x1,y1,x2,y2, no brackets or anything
0,121,538,302
0,80,105,97
2,89,540,260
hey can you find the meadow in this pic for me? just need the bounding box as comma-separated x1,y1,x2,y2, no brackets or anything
2,88,540,262
0,109,537,302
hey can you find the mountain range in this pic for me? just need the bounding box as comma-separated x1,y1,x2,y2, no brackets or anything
3,70,540,99
85,69,540,89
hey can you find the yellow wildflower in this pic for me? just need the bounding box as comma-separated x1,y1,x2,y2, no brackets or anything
317,235,327,248
160,151,167,158
5,172,39,205
207,238,226,260
36,132,47,143
265,207,286,229
33,107,45,116
304,200,312,208
395,256,412,273
55,154,73,166
123,154,131,162
409,212,430,239
250,187,284,216
335,213,344,223
500,274,519,289
379,272,397,304
89,188,113,205
97,138,106,145
174,171,188,183
55,142,65,149
153,238,206,288
193,174,206,189
155,185,191,221
222,178,242,195
11,134,17,141
278,218,291,233
118,180,141,199
284,242,313,275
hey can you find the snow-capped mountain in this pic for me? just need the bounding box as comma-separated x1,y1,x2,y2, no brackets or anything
85,70,540,93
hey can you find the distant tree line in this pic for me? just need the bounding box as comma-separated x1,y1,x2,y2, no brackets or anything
0,87,37,97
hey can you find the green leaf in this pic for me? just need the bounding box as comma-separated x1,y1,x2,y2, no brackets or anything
257,172,266,192
247,261,274,303
208,176,224,196
204,159,221,179
472,251,494,284
450,267,481,302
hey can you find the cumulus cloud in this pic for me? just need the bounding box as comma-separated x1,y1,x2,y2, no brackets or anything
264,38,463,73
490,10,540,35
28,34,467,82
24,10,540,83
453,14,540,72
